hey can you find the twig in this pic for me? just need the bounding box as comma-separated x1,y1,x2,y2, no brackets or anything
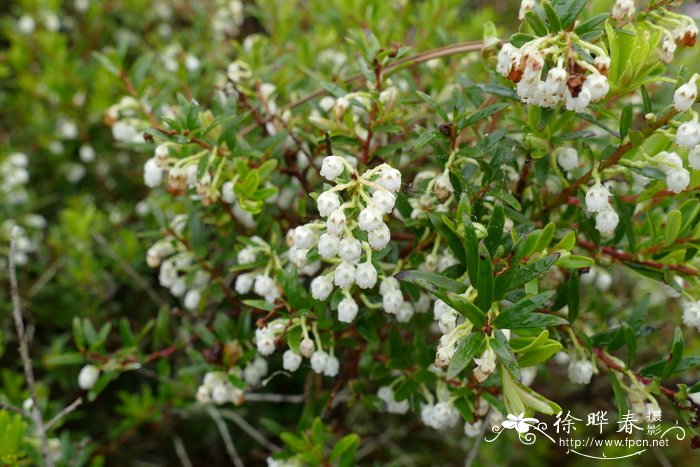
173,435,194,467
45,397,83,431
219,409,281,452
464,414,490,467
577,238,699,276
207,406,244,467
27,258,63,298
8,226,55,467
92,233,170,309
243,392,305,403
0,402,30,418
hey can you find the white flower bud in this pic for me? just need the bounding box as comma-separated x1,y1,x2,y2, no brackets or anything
316,191,341,217
379,277,399,295
585,183,611,212
318,233,340,258
674,78,698,112
377,167,402,192
334,262,356,288
339,237,362,264
324,355,339,377
300,338,315,358
675,120,700,150
372,190,396,213
595,207,619,235
544,66,567,98
293,225,315,249
170,278,186,297
565,87,592,113
584,74,609,102
237,247,256,265
382,289,404,315
355,262,378,289
184,289,201,310
464,420,483,438
368,223,391,250
196,385,211,404
433,299,455,320
212,384,233,405
555,147,579,172
79,144,96,163
256,328,276,356
568,359,594,384
667,168,690,193
655,151,683,172
144,158,163,188
396,302,414,323
358,205,384,231
254,275,276,296
612,0,635,22
310,351,330,374
438,309,457,334
221,181,235,203
282,350,302,372
311,275,334,301
78,365,100,390
689,145,700,170
326,209,346,236
338,296,359,323
682,300,700,330
320,156,345,180
496,44,521,77
235,273,254,294
473,348,497,382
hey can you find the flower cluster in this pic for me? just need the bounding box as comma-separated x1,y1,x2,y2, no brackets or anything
196,371,245,405
146,216,210,310
1,152,30,205
497,33,610,111
291,155,406,323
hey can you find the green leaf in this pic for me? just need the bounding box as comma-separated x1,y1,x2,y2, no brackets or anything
445,293,487,328
511,33,537,48
73,316,85,350
543,1,562,31
463,215,480,285
567,271,580,322
554,0,587,29
394,270,467,294
430,214,466,266
509,254,560,290
458,103,509,130
641,355,700,377
476,247,494,312
447,332,487,379
574,13,609,35
641,85,652,114
525,10,548,36
556,254,595,268
534,222,555,253
242,299,276,312
485,204,505,258
663,209,682,247
610,373,629,417
662,327,684,379
491,330,521,380
620,104,632,141
518,341,562,367
330,434,360,467
494,291,554,328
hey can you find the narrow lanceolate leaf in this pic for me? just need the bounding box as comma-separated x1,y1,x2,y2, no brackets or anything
485,203,505,258
525,10,548,37
619,104,632,141
446,293,487,329
554,0,587,29
394,270,468,294
447,332,486,379
567,271,580,322
430,214,466,266
476,247,494,312
463,215,480,285
662,327,684,379
663,209,682,247
491,330,521,380
458,103,509,130
494,291,554,328
508,254,560,290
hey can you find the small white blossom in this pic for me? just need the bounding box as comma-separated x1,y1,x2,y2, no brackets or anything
310,350,330,374
144,158,163,188
473,348,497,382
568,359,594,384
518,0,536,21
326,209,346,236
689,145,700,170
317,191,341,217
78,365,99,390
676,120,700,150
311,275,334,301
237,247,257,265
235,273,254,294
674,77,698,112
358,205,384,231
339,237,362,264
667,168,690,193
682,301,700,330
320,156,345,180
368,223,391,249
300,338,315,358
324,355,340,377
555,147,579,172
372,190,396,213
293,225,315,249
377,167,402,192
612,0,635,23
184,288,201,310
382,289,404,314
283,350,302,372
584,74,609,102
318,233,340,258
585,183,611,212
355,262,378,289
338,296,359,323
595,207,619,234
334,261,356,288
